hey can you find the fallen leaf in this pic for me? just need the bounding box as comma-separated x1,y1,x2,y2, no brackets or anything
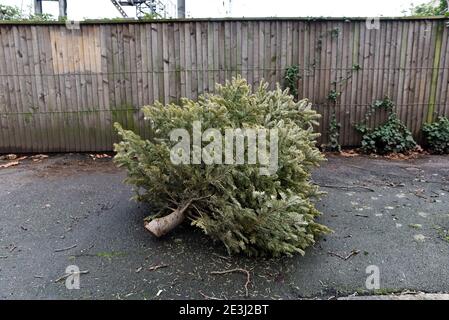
414,234,426,242
31,154,49,160
340,150,359,157
5,154,17,160
0,161,19,169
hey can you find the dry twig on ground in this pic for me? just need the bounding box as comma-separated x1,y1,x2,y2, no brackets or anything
328,249,360,261
210,268,251,297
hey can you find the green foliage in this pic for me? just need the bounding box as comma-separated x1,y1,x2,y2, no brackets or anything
422,116,449,154
407,0,448,16
325,113,341,152
0,4,22,20
330,28,340,38
28,13,55,21
352,64,362,71
114,77,331,257
283,65,300,99
327,89,341,102
355,98,416,154
140,12,163,20
0,4,55,21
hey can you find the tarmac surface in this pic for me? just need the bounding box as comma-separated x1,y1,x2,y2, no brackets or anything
1,153,449,299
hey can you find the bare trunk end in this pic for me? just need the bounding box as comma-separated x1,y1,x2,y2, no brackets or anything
144,202,191,237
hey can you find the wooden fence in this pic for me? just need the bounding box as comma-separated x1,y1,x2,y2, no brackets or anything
0,17,448,152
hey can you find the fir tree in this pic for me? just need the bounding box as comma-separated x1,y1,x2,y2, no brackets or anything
114,77,331,256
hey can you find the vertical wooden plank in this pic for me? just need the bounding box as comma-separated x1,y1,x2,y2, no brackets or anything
168,22,177,101
341,21,353,146
130,23,140,138
370,21,382,129
280,21,287,88
135,24,144,108
30,26,47,152
300,21,309,99
286,21,293,72
88,25,103,151
360,20,370,128
123,24,132,112
276,20,283,88
179,22,186,98
252,21,259,86
195,22,203,96
144,24,153,108
189,22,198,100
151,23,160,103
0,27,14,152
223,21,231,83
103,24,115,147
68,27,83,151
207,21,215,91
10,26,28,152
129,23,139,107
350,21,361,146
411,21,426,137
183,22,191,99
91,24,103,151
23,26,41,152
44,26,63,151
201,21,209,92
438,23,449,116
241,21,248,82
93,24,107,150
310,22,318,107
396,21,409,123
139,24,148,107
434,20,448,117
257,21,265,85
79,25,93,151
246,21,253,86
379,21,391,126
109,24,120,141
140,24,148,110
404,21,417,131
218,21,225,85
269,21,277,88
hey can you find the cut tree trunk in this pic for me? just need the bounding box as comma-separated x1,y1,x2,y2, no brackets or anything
144,200,192,237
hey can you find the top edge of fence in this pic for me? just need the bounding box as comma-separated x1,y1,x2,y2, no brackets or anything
0,16,448,26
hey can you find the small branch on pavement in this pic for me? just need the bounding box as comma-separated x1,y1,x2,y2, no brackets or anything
328,249,360,261
212,253,231,260
199,291,221,300
210,268,251,297
148,264,169,271
319,184,375,192
54,244,77,252
55,270,89,283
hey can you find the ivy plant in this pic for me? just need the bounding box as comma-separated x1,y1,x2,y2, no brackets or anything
283,65,300,99
355,98,416,154
324,113,342,152
422,116,449,154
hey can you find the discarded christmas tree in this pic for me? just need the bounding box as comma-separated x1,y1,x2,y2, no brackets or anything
114,77,330,256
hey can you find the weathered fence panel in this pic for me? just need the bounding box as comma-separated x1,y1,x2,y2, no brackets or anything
0,17,448,152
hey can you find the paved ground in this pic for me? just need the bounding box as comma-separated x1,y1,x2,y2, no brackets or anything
1,153,449,300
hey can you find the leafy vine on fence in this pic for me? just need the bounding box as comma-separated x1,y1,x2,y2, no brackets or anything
355,97,416,154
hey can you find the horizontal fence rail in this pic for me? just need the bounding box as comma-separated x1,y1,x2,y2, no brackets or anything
0,18,448,152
